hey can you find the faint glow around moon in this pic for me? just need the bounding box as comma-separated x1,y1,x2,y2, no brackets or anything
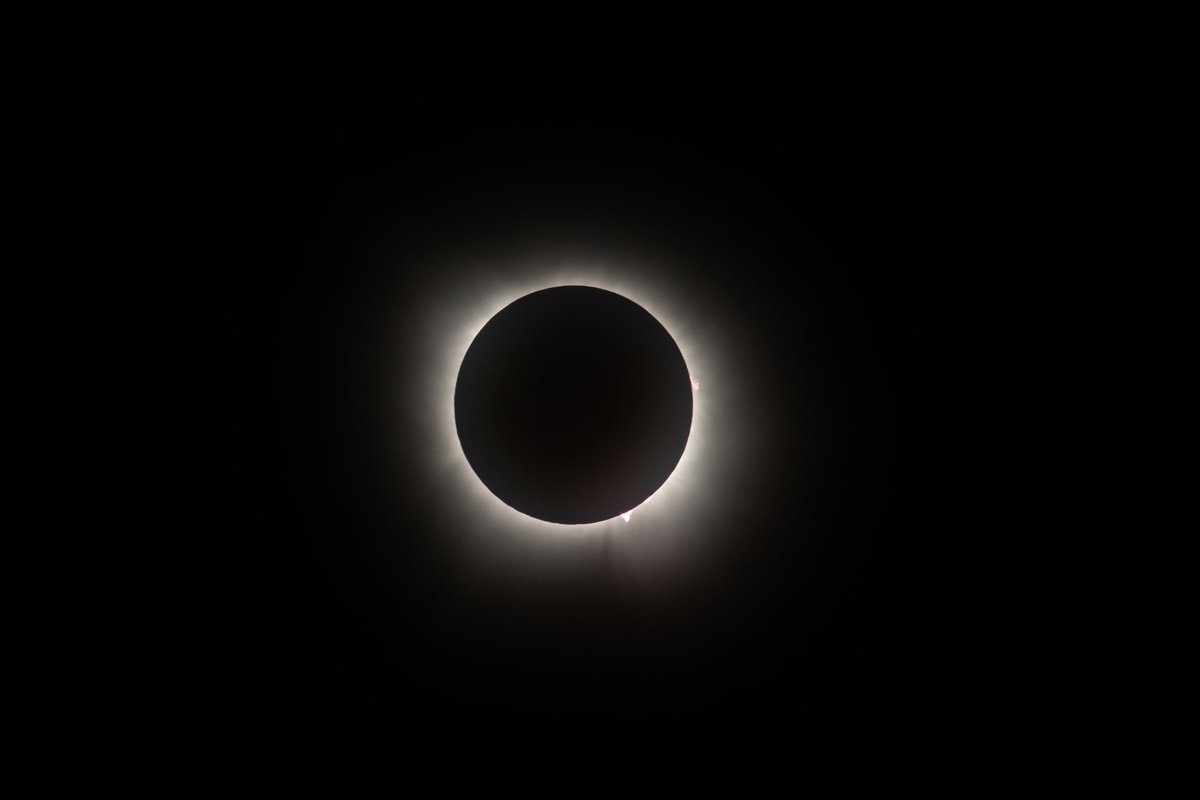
403,253,752,578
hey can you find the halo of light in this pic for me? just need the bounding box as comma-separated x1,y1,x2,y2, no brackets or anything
400,250,756,583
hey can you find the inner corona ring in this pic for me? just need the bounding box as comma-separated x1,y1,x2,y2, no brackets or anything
453,286,693,525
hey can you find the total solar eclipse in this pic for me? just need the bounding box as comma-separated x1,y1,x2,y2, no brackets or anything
454,286,693,524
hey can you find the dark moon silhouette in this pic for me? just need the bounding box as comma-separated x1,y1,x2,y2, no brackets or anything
454,286,693,524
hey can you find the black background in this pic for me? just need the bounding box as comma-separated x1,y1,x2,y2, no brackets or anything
60,43,1080,778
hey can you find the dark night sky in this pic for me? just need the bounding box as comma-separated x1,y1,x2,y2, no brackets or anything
58,45,1087,778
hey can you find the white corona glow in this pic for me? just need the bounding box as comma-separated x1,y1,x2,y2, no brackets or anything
402,252,753,580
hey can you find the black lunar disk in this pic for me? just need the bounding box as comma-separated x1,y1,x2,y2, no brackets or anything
454,286,693,524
